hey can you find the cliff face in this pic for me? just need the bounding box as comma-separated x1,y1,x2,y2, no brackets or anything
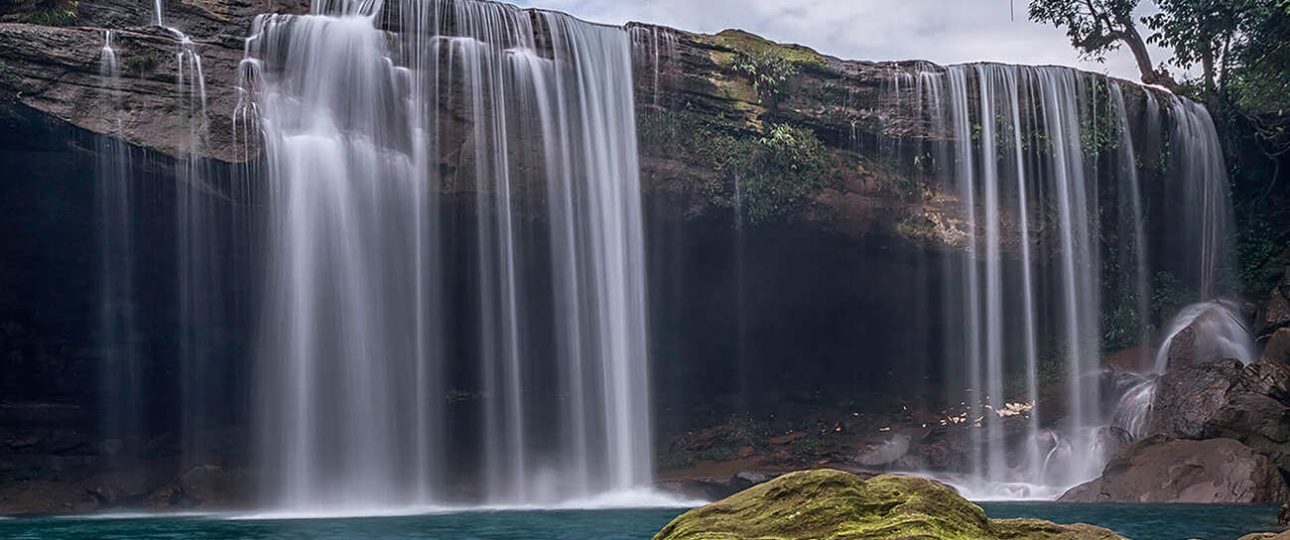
0,0,309,163
0,0,997,246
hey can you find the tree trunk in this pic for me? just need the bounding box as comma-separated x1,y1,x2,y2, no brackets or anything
1118,21,1172,88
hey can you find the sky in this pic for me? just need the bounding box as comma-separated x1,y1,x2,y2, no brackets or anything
511,0,1177,82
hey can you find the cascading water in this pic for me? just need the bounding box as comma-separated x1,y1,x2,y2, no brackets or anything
240,0,652,510
96,30,143,450
76,0,1250,509
899,64,1239,499
1103,95,1248,449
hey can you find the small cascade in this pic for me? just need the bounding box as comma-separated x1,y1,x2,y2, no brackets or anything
1109,300,1255,440
629,25,679,108
1110,372,1156,439
1165,99,1235,300
159,21,227,466
1153,300,1257,371
95,29,143,451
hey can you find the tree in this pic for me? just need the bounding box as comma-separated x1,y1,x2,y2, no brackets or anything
1028,0,1174,86
1146,0,1251,98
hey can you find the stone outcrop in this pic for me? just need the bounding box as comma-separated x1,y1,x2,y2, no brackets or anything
0,0,306,163
1147,359,1290,475
1060,436,1290,504
655,469,1124,540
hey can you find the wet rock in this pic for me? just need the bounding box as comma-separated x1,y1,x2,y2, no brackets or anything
1149,359,1247,439
1239,532,1290,540
1165,324,1200,368
174,464,248,507
655,469,1124,540
1059,436,1290,504
1148,359,1290,473
0,479,99,515
1265,328,1290,365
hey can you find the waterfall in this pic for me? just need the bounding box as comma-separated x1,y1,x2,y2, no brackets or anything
242,0,651,510
96,30,143,450
903,64,1238,498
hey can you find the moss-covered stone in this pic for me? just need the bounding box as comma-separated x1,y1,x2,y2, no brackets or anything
710,29,827,68
653,470,1124,540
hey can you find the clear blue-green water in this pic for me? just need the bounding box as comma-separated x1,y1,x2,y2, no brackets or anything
0,504,1280,540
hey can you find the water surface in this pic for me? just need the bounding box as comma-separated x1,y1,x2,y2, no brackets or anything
0,504,1279,540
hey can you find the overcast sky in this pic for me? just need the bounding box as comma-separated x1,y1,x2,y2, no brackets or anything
513,0,1176,82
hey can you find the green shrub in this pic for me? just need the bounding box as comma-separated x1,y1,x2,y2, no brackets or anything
701,123,830,224
13,0,78,26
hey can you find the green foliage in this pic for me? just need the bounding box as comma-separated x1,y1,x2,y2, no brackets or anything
12,0,77,26
701,123,831,225
1027,0,1142,62
732,50,798,106
713,29,826,108
789,434,827,457
694,446,736,462
1233,190,1290,295
124,54,159,74
1101,297,1142,352
1145,0,1260,91
1079,79,1124,158
1151,271,1199,324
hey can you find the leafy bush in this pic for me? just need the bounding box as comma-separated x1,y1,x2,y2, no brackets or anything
732,50,798,106
11,0,78,26
701,123,831,224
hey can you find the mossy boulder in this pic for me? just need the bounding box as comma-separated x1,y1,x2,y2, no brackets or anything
653,469,1123,540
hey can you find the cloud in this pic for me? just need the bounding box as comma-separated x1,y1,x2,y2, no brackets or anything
511,0,1174,82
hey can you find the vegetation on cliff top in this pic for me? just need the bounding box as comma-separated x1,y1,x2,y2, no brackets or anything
709,29,827,110
653,469,1124,540
5,0,77,26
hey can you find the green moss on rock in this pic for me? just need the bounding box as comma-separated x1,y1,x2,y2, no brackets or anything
711,29,826,68
653,470,1124,540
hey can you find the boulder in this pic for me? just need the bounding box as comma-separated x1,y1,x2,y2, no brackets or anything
1265,328,1290,365
1149,360,1247,439
655,469,1124,540
1148,359,1290,473
1059,437,1290,504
